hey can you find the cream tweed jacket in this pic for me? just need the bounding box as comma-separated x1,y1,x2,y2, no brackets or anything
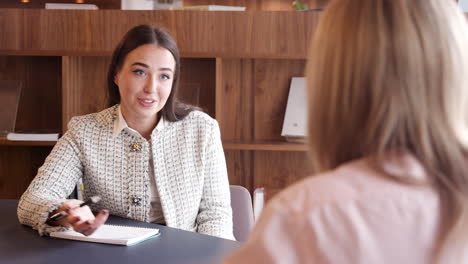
17,106,234,240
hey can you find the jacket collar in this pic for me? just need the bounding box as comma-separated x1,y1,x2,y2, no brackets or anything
112,105,165,138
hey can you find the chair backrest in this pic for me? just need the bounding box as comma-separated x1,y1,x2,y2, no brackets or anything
230,185,254,241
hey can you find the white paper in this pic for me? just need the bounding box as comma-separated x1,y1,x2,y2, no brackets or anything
281,77,307,138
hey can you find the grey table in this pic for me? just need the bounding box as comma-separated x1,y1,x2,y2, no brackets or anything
0,199,242,264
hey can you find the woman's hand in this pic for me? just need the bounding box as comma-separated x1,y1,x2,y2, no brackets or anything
48,199,109,236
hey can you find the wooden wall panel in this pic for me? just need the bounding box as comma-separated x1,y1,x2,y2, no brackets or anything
0,146,51,199
254,59,306,140
0,0,329,10
216,58,253,140
225,150,253,192
0,56,61,132
0,10,320,59
0,0,120,9
178,58,216,117
62,56,109,130
254,151,312,200
218,58,308,196
0,9,22,50
184,0,330,10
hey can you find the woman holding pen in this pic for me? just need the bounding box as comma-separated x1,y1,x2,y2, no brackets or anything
18,25,234,240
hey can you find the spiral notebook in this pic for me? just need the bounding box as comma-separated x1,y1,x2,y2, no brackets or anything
50,224,160,246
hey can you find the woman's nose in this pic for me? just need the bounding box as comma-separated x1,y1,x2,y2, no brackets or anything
144,76,158,93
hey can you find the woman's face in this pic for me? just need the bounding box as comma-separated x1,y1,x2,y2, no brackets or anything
114,44,175,124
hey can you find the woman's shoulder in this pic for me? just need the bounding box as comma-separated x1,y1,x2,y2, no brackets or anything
175,110,218,128
67,106,116,131
273,155,434,214
185,110,216,122
271,160,370,212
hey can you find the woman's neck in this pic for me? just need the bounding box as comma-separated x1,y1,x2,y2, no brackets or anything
121,109,159,140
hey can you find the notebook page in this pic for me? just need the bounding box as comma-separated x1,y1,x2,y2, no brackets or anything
50,224,159,246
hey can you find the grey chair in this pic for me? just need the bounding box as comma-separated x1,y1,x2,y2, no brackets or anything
230,185,255,242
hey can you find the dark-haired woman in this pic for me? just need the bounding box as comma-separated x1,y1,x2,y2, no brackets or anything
18,25,234,240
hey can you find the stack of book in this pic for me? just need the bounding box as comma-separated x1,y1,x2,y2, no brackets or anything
174,5,246,11
6,132,60,141
45,3,98,10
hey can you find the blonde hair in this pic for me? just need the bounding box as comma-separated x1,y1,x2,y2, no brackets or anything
306,0,468,262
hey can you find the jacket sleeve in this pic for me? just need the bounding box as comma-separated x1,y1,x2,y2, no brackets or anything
17,117,84,236
196,120,235,240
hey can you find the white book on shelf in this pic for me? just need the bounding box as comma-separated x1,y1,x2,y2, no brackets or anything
121,0,184,10
7,132,59,141
174,5,246,11
281,77,307,138
154,0,183,10
45,3,99,10
253,188,265,222
121,0,155,10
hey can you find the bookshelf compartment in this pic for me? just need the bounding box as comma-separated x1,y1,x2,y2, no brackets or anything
217,58,306,141
0,56,62,133
253,59,306,141
179,58,216,118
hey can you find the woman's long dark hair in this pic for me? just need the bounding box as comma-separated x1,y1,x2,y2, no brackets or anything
107,24,196,121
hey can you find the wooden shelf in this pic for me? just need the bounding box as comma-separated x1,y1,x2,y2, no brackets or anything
0,9,319,59
0,138,56,147
222,140,307,152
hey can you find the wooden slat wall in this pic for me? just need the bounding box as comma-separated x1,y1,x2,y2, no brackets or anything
216,59,253,140
0,9,320,59
62,56,109,131
184,0,330,10
0,0,120,9
0,0,330,10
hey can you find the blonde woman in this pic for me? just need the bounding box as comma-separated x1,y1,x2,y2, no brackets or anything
224,0,468,263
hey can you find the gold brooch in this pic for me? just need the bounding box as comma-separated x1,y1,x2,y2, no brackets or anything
130,143,141,152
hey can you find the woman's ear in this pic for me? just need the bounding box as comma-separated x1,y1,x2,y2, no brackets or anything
114,73,119,86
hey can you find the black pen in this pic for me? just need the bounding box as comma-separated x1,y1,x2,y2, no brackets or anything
47,196,101,222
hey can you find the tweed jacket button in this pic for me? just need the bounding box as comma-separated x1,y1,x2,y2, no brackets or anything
130,143,141,152
132,197,142,206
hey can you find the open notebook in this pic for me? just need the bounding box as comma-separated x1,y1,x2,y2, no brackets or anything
50,224,160,246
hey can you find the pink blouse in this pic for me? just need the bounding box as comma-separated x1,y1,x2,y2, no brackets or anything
224,154,443,263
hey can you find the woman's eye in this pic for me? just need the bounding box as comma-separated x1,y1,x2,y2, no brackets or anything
133,69,145,76
161,74,171,80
